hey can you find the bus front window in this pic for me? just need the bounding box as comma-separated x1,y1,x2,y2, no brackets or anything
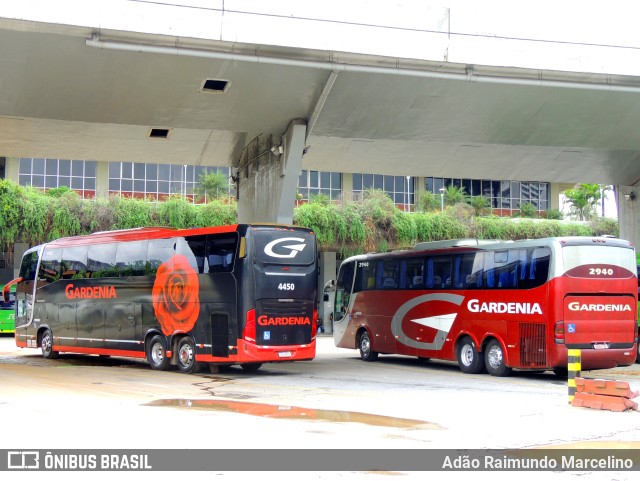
334,261,355,321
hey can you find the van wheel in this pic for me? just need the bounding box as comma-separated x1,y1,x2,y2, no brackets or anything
484,339,512,377
41,329,59,359
358,330,378,362
147,335,168,371
176,337,200,373
456,337,484,374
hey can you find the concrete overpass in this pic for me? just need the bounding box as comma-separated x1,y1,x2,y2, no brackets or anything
2,2,640,243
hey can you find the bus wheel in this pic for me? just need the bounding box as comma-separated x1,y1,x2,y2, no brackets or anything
146,335,168,371
484,339,512,377
240,363,262,372
456,337,484,374
176,337,200,373
358,330,378,362
40,329,59,359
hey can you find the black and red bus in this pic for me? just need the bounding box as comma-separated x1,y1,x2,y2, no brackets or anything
331,237,638,376
5,224,318,373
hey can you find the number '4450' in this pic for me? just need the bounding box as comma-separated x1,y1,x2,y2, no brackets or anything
278,283,295,291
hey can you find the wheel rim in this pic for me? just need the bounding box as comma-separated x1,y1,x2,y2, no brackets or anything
42,333,52,354
151,342,164,365
178,342,194,367
487,344,503,370
460,343,474,367
360,333,371,357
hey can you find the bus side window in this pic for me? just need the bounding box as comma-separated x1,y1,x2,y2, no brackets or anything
88,243,116,278
115,241,148,277
39,248,62,284
207,233,238,273
147,238,176,275
61,246,88,279
177,236,206,273
402,258,424,289
376,260,399,289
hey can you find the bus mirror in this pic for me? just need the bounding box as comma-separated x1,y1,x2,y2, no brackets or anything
323,279,335,292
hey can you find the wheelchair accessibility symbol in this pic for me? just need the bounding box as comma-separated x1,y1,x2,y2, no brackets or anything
567,323,576,333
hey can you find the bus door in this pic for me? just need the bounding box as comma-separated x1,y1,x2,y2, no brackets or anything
563,295,637,350
333,260,355,343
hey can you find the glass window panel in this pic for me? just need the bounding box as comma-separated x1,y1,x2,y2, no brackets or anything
146,180,158,193
331,172,341,188
71,177,83,189
353,174,362,191
19,158,32,174
501,180,510,198
433,178,444,192
33,158,45,175
394,192,404,203
374,175,383,190
158,164,170,180
85,161,96,177
471,180,480,196
393,176,403,192
452,178,461,188
108,162,120,178
186,165,194,182
19,174,30,186
482,180,492,197
170,181,182,194
121,162,133,179
109,179,120,191
147,238,176,275
134,162,145,179
331,190,341,200
45,176,57,188
309,170,318,187
511,182,520,200
444,178,452,188
45,159,58,175
462,179,471,195
59,177,71,188
320,171,330,187
86,178,95,190
425,177,433,192
121,179,133,191
170,165,183,181
320,188,330,196
32,175,44,187
71,161,84,177
362,173,373,189
158,181,170,193
298,170,308,187
309,188,319,197
59,159,71,176
134,180,145,192
194,165,205,181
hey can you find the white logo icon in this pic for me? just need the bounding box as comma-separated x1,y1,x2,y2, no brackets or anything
264,237,306,259
8,451,39,469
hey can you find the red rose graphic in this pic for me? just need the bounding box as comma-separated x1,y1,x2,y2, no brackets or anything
152,255,200,336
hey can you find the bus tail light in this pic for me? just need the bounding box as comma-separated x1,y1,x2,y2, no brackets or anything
554,321,565,344
311,309,318,339
244,309,256,343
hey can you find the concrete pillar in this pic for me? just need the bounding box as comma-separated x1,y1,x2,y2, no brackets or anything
237,119,306,224
95,160,109,198
318,251,337,333
617,185,639,246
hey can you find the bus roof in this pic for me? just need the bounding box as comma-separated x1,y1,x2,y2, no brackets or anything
343,236,634,264
42,224,313,248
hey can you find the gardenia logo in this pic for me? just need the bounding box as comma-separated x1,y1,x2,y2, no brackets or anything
567,302,631,312
467,299,543,315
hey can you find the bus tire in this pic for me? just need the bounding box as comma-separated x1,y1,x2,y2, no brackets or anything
240,363,262,372
484,339,512,377
40,328,58,359
456,337,484,374
176,337,200,373
358,330,378,362
146,335,168,371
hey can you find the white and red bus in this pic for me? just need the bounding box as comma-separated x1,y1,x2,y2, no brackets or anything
5,224,318,373
331,237,638,376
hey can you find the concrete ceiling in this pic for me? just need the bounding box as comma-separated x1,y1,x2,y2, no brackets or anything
2,18,640,185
